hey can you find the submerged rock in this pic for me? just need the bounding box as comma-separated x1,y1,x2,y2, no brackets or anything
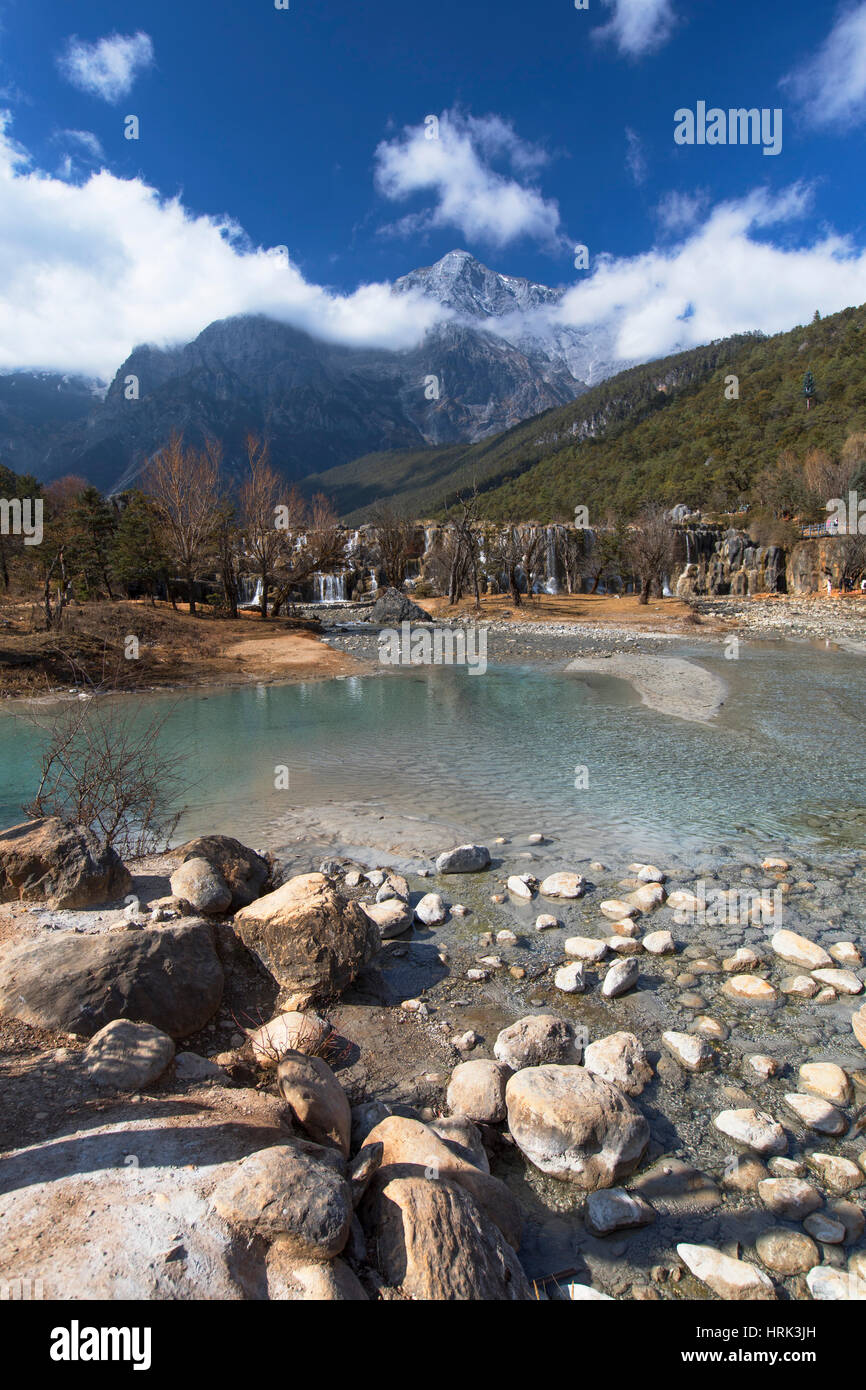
435,844,491,874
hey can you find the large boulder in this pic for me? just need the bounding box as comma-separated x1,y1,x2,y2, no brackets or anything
211,1141,352,1258
0,921,223,1038
232,873,378,1009
505,1065,649,1188
0,817,132,909
170,858,232,915
277,1051,352,1157
366,588,432,624
247,1011,332,1065
173,835,270,910
362,1114,522,1249
266,1247,368,1300
0,1087,297,1299
494,1014,579,1071
362,1177,532,1301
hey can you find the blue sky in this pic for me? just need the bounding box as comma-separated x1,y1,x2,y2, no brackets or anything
2,0,866,376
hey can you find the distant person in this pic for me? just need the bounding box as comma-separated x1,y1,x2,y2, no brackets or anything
825,572,832,596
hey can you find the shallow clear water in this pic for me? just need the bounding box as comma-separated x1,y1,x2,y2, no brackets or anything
1,639,864,860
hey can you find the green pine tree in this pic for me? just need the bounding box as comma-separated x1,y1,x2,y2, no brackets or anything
802,370,816,410
110,491,168,602
68,485,119,598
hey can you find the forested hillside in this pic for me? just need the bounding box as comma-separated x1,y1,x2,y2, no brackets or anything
305,305,866,523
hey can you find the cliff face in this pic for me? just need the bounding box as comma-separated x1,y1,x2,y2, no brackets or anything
676,531,862,598
675,529,787,597
787,539,855,595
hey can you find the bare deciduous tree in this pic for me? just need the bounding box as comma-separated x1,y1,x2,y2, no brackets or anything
445,489,482,610
269,491,345,612
555,525,588,595
489,524,542,607
372,503,414,588
239,436,285,620
626,505,677,605
838,533,866,590
145,433,221,614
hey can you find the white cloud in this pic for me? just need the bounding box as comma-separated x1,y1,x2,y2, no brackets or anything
374,110,563,250
782,2,866,129
595,0,677,58
625,127,647,185
552,185,862,362
0,114,448,378
2,107,866,396
56,129,106,162
655,189,709,233
57,32,154,103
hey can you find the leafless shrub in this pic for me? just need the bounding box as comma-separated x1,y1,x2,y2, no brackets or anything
21,654,187,857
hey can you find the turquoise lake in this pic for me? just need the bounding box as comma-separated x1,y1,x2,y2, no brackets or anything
1,639,863,862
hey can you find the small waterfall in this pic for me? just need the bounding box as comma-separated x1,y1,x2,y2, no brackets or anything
239,576,264,608
314,572,347,603
369,568,378,594
544,526,559,595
